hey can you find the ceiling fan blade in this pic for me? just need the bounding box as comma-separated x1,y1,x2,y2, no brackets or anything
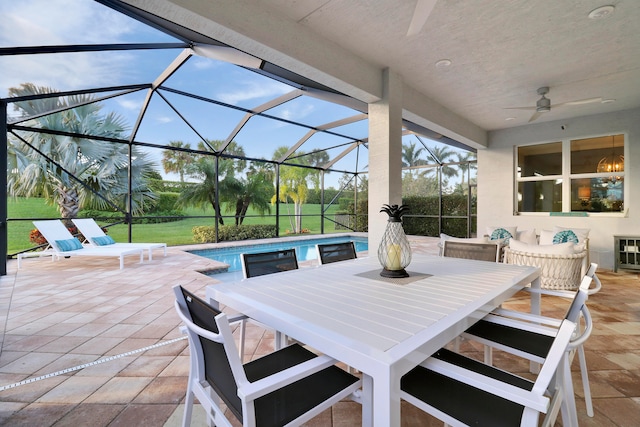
406,0,438,36
553,97,603,107
528,111,542,122
504,106,537,111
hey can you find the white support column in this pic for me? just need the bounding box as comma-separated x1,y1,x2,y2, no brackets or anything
368,68,403,253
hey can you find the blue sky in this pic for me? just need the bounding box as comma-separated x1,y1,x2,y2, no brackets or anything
1,0,470,187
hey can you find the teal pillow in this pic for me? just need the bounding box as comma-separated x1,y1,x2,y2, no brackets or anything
553,229,579,244
55,238,83,251
93,235,115,246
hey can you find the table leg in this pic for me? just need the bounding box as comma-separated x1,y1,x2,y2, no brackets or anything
530,276,541,316
371,369,401,427
530,276,542,373
361,374,373,427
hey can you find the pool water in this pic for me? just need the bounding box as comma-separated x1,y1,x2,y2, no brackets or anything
190,235,368,282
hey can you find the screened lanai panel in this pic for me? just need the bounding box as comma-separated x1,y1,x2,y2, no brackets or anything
326,118,369,140
325,146,368,178
1,0,177,47
0,49,183,110
231,115,313,160
265,95,365,129
162,55,294,110
296,137,367,179
140,89,249,146
160,55,275,100
132,94,216,146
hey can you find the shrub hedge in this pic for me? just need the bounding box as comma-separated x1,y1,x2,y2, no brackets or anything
192,224,278,243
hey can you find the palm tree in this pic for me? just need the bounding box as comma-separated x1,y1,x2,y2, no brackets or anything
7,83,157,221
162,141,193,182
454,151,476,191
177,140,246,225
272,146,319,233
177,154,242,225
402,141,427,178
426,145,457,185
232,162,275,225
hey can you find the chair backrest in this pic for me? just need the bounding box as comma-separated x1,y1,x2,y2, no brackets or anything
442,240,500,262
585,262,602,295
563,275,592,323
241,248,299,278
316,241,357,265
530,318,578,398
33,220,82,252
71,218,107,239
173,285,245,422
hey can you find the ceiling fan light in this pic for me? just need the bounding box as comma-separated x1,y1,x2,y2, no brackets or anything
536,96,551,112
588,5,615,20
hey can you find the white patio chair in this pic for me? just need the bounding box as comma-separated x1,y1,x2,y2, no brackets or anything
491,262,601,417
240,248,299,278
442,240,501,262
72,218,166,261
401,319,577,427
461,275,594,425
173,285,361,427
235,249,299,359
32,220,144,269
316,241,357,264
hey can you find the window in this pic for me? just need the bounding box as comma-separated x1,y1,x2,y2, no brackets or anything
516,134,624,213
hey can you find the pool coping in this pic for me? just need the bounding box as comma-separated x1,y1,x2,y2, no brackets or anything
177,232,369,276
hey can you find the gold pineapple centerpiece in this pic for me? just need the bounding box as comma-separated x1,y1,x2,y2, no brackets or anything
378,204,412,278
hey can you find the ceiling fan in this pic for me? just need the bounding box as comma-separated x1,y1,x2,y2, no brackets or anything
406,0,438,36
505,87,603,122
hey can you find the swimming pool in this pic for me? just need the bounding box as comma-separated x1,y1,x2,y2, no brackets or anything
190,235,368,281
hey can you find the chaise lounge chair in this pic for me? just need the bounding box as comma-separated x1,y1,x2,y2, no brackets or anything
32,220,144,269
72,218,167,261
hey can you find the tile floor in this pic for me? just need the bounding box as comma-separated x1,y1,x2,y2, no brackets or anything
0,236,639,426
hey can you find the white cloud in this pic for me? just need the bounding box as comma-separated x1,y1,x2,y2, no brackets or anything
191,58,219,70
279,103,315,121
155,116,173,124
217,80,290,105
0,0,151,96
117,98,143,111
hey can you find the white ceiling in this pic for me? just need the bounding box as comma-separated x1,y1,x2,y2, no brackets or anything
255,0,640,131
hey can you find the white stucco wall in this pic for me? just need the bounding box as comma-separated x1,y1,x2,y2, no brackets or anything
478,107,640,270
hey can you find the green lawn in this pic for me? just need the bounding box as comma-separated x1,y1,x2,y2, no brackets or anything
7,197,346,254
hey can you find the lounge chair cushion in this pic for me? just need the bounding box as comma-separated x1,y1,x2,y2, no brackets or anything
93,235,115,246
509,239,579,255
55,238,83,251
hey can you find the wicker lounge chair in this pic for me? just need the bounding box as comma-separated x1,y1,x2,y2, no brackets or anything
504,247,587,290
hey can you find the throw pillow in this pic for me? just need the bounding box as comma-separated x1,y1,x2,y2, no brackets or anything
515,229,538,245
538,229,555,245
552,229,579,244
509,239,577,255
55,238,83,251
553,226,590,244
485,226,517,244
93,235,115,246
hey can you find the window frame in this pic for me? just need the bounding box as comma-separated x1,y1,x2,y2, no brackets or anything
514,133,627,216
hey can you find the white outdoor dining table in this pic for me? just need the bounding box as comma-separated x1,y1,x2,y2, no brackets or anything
206,253,541,427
